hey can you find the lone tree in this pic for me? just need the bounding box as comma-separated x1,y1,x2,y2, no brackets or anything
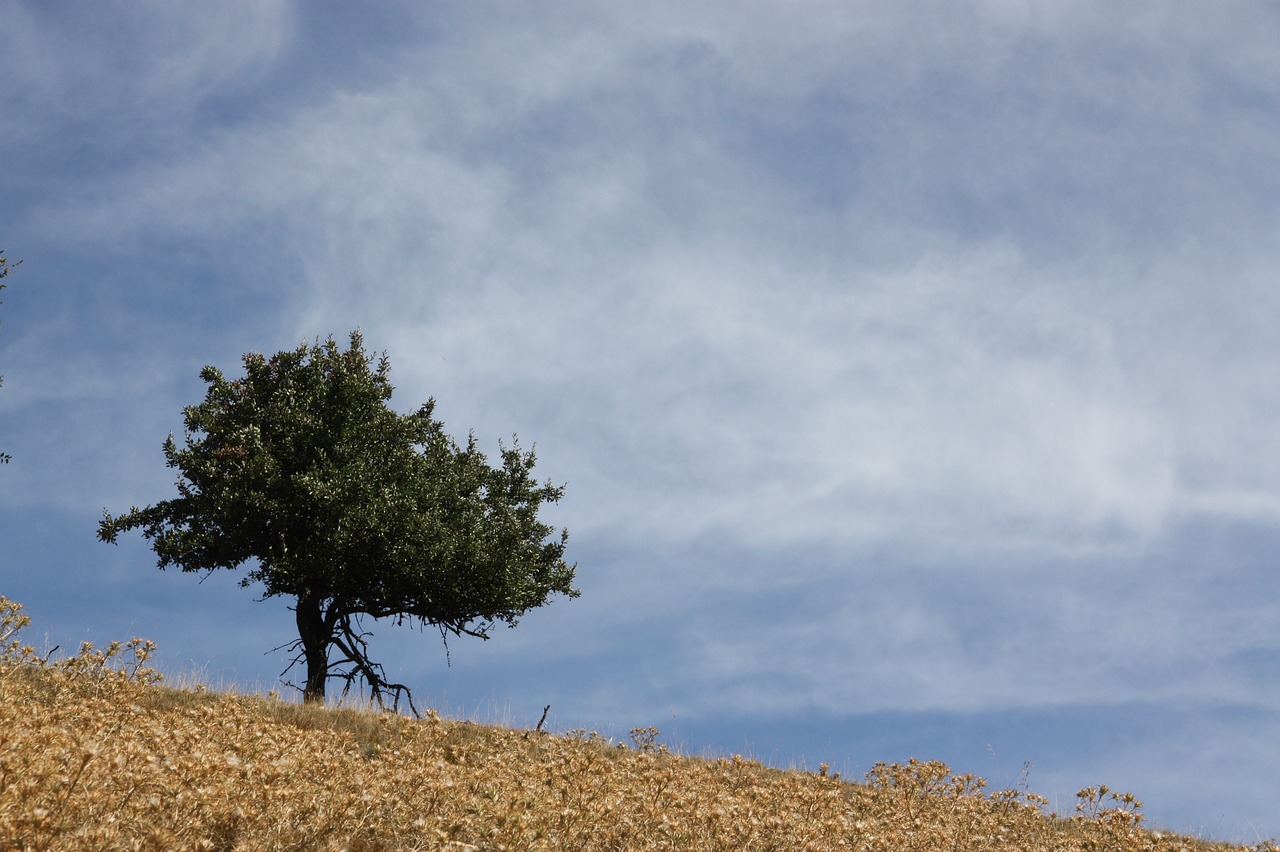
100,331,578,713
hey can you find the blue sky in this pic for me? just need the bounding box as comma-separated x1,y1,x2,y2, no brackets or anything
3,0,1280,839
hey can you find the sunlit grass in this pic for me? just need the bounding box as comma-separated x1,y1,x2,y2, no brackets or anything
0,596,1273,850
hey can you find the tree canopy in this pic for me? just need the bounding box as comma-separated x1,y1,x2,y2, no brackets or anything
99,331,579,712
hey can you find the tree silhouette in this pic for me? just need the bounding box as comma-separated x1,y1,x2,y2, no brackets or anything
100,331,578,712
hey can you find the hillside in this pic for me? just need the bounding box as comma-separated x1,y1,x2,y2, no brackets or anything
0,597,1272,851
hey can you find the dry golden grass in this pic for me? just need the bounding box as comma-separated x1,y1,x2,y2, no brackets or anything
0,596,1273,851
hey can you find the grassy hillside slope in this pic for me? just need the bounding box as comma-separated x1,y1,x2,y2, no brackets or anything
0,597,1272,851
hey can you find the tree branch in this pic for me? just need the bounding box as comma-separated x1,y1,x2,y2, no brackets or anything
328,613,421,717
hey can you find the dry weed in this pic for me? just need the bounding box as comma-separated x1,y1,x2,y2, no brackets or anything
0,597,1273,851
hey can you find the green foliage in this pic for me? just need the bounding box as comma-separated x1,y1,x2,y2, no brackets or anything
100,330,578,709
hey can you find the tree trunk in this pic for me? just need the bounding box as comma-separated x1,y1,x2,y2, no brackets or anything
295,591,330,705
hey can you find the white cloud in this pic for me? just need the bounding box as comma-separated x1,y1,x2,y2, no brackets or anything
12,0,1280,563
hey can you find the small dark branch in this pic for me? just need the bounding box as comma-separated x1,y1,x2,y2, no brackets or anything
525,704,551,740
274,635,333,701
436,624,452,666
328,614,421,718
426,617,492,667
441,619,494,641
267,636,303,656
275,638,305,682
